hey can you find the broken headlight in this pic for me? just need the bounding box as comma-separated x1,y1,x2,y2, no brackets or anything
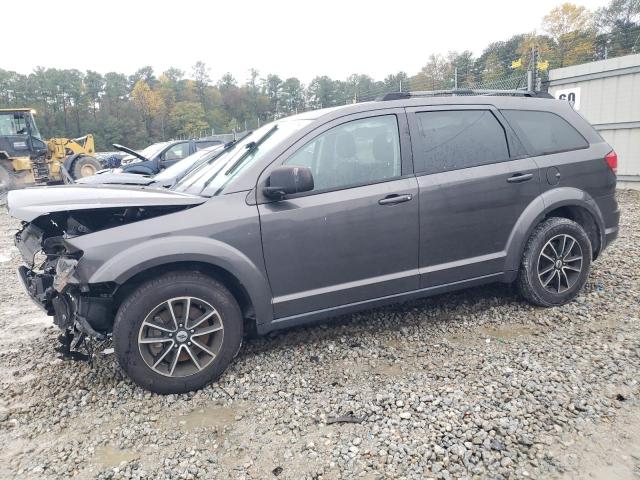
53,257,78,292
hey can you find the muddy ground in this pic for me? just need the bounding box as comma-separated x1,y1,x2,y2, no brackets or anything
0,190,638,479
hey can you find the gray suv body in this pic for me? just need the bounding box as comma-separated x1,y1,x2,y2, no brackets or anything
9,93,620,393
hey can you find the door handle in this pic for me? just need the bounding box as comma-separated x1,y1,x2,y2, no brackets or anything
378,194,413,205
507,173,534,183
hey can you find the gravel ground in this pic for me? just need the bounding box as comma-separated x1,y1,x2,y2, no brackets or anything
0,190,639,480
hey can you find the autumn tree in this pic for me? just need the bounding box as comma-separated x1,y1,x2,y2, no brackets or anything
411,54,453,90
131,80,164,138
543,3,596,67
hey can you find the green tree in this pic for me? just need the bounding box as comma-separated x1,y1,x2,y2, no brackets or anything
307,76,337,109
169,101,209,138
595,0,640,57
192,61,211,111
262,74,283,118
281,77,305,114
84,70,104,125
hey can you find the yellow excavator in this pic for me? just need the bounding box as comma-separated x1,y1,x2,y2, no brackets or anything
0,108,102,198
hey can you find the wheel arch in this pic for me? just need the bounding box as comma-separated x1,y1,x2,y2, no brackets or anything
505,187,606,272
112,260,259,334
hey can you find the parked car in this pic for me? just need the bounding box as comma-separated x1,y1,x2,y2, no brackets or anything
115,138,222,175
75,144,224,187
9,91,620,394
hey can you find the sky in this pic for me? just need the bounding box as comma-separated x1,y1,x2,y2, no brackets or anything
4,0,608,83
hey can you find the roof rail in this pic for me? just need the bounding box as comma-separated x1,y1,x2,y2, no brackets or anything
379,89,554,101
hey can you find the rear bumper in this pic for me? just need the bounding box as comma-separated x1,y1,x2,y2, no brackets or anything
594,193,620,254
604,225,619,250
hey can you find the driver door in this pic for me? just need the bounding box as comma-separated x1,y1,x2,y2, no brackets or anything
258,110,420,319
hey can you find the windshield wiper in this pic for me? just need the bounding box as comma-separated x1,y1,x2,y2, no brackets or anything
170,132,252,191
224,126,279,176
200,125,278,193
169,139,245,187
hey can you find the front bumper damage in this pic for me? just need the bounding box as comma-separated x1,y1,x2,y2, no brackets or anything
15,223,113,352
8,184,207,359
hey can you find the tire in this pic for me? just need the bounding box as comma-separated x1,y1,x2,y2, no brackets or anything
517,217,592,307
72,155,102,179
113,271,243,394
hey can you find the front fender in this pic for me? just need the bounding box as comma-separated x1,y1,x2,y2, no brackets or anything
84,235,273,325
504,187,605,272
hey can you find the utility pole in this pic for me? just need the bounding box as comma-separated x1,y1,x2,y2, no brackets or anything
454,68,458,90
399,78,402,92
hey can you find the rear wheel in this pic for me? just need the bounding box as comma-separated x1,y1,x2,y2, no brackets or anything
72,155,102,179
113,271,243,394
517,217,592,307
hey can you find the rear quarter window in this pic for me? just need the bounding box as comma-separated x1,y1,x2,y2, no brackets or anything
502,110,588,156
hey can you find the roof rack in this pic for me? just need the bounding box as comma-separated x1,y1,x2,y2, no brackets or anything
379,89,554,101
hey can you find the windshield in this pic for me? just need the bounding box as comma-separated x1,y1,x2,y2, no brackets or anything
122,142,170,162
172,119,311,196
0,112,30,136
153,145,222,182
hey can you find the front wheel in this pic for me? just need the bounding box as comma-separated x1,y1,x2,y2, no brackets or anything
113,271,243,394
72,155,102,179
517,217,592,307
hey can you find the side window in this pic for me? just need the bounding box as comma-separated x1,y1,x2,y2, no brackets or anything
502,110,588,156
415,110,510,174
164,142,190,161
285,115,401,191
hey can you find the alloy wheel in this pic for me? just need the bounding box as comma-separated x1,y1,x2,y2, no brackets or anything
138,297,224,377
537,234,584,294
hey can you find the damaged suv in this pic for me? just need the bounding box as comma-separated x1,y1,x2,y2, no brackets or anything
9,91,620,394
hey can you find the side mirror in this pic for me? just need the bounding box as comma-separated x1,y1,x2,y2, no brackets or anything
263,165,314,199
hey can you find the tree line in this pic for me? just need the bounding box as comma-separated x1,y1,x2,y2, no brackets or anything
0,0,638,150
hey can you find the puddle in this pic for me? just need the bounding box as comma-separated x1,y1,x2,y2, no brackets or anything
92,445,138,468
178,405,236,431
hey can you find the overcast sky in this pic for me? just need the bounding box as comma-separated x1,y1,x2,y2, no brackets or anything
4,0,608,83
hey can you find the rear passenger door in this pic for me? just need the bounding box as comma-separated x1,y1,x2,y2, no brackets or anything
406,105,540,287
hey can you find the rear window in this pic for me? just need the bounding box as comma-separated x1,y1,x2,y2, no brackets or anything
502,110,588,156
414,110,510,174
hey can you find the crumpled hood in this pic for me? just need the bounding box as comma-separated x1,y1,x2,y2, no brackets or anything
75,172,156,186
8,184,206,222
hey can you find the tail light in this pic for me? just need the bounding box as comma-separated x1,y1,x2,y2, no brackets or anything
605,151,617,174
